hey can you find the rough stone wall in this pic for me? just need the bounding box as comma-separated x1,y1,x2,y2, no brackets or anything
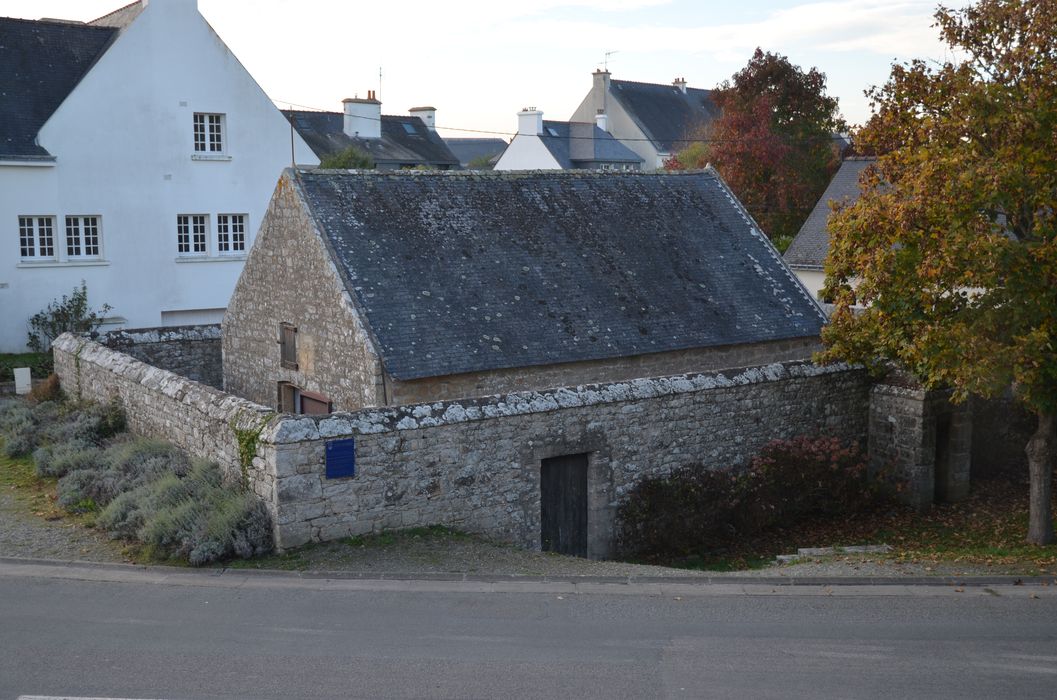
222,174,385,412
52,334,279,515
54,330,872,558
869,383,972,510
101,325,223,389
263,361,870,554
971,394,1035,477
387,337,822,405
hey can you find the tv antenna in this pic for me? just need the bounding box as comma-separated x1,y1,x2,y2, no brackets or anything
603,50,618,71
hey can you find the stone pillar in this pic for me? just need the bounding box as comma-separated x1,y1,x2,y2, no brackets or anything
935,399,972,502
869,383,934,511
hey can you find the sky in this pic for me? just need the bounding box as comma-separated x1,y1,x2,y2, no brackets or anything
5,0,959,140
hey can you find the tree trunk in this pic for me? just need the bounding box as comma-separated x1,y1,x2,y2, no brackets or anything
1025,412,1056,545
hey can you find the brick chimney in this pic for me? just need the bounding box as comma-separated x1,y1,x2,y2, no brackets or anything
517,107,543,136
673,77,687,93
342,91,381,139
409,106,437,132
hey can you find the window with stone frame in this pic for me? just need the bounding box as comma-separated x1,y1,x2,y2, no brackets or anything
193,113,225,153
279,322,298,370
217,214,246,254
65,215,102,258
18,216,56,260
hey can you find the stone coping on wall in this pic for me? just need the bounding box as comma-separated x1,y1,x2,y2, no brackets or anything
100,324,222,347
264,360,863,445
53,333,271,432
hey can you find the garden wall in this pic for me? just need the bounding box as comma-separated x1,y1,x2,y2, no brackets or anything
101,325,222,389
53,331,872,555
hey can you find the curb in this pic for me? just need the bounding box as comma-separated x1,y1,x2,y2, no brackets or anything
2,555,1054,589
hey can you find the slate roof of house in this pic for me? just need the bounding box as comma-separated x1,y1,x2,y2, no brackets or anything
444,138,508,168
294,169,825,381
283,110,460,168
0,17,119,159
784,158,875,270
537,120,644,168
609,79,720,154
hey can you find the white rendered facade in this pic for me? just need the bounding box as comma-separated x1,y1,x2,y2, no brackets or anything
0,0,318,351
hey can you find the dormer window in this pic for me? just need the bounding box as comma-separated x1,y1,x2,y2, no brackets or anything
193,113,225,153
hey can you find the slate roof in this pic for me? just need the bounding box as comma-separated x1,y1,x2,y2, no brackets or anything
784,158,875,270
0,17,119,159
283,110,460,168
294,169,825,381
537,120,643,169
609,79,720,154
444,138,508,168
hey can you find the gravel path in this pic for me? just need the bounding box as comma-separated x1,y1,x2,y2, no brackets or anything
0,488,127,563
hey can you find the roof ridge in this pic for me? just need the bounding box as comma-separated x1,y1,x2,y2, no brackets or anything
89,1,139,24
612,77,712,93
0,16,112,29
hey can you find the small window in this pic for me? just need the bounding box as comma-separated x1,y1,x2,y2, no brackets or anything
279,322,298,370
545,127,559,137
217,214,246,254
401,122,417,134
65,216,102,258
193,113,225,153
18,216,56,260
177,214,208,255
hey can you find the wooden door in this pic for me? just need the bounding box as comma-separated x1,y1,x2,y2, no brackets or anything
540,453,589,557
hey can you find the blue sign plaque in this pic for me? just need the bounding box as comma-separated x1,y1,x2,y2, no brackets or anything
325,438,356,479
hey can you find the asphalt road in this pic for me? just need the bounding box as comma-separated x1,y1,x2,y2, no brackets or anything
1,563,1055,699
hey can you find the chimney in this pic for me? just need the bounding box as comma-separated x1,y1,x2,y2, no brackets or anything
673,77,687,93
342,91,381,139
409,106,437,132
517,107,543,136
593,68,611,94
595,109,608,133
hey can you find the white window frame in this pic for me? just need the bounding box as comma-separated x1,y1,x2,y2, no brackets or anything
177,214,209,256
193,113,225,154
18,215,57,260
216,213,247,255
64,215,103,259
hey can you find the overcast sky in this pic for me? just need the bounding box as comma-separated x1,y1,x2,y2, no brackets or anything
6,0,958,139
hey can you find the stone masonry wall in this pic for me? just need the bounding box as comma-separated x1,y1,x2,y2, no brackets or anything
223,175,386,412
54,332,871,557
387,337,822,405
264,361,871,555
52,334,279,519
101,325,223,389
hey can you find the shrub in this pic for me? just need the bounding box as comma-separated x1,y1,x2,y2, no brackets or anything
26,281,112,352
617,436,883,562
32,440,101,478
319,145,374,169
27,373,62,403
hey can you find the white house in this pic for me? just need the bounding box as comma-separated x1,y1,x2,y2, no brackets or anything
569,70,720,170
494,108,643,171
0,0,318,352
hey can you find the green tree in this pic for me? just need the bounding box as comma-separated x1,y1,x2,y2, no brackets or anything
819,0,1057,543
319,146,374,169
667,49,845,248
27,281,112,352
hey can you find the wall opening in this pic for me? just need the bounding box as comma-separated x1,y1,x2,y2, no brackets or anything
540,453,589,557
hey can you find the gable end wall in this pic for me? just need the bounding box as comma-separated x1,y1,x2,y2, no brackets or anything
222,173,385,411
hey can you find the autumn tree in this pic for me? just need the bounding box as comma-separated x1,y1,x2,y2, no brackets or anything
667,49,845,249
820,0,1057,543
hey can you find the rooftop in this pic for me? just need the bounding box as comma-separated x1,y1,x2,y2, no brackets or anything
784,158,875,270
284,110,459,168
294,168,825,381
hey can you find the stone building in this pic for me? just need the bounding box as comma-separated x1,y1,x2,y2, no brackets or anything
222,168,827,414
